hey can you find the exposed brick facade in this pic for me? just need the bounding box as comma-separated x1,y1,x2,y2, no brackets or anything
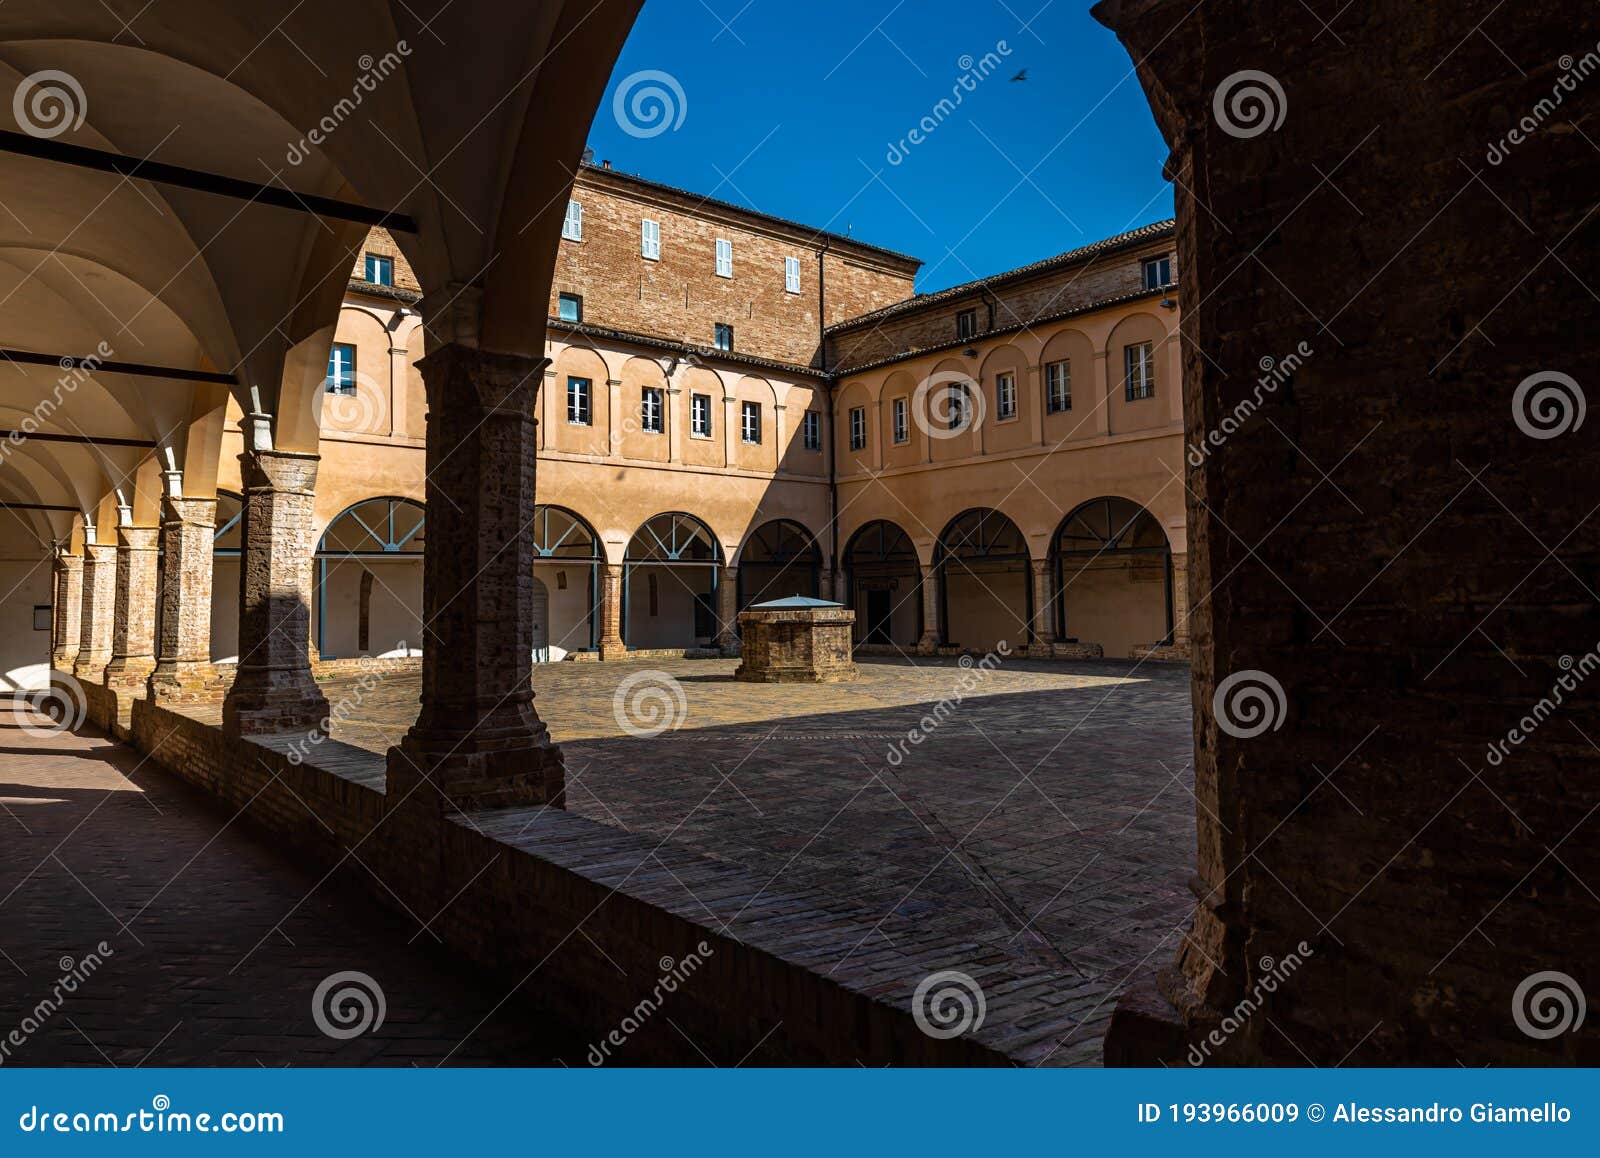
549,164,920,369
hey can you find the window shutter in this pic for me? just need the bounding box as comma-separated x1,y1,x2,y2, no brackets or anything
564,200,583,241
716,238,732,277
642,218,660,259
785,256,801,293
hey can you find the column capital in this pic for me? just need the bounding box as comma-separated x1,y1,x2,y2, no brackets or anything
416,341,550,415
241,446,320,494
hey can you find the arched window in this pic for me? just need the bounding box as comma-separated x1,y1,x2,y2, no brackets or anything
1051,497,1172,653
314,497,425,659
842,520,921,646
623,513,721,648
935,508,1031,650
738,519,819,607
531,505,603,657
625,512,720,564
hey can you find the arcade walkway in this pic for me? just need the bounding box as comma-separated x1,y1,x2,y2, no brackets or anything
0,706,581,1066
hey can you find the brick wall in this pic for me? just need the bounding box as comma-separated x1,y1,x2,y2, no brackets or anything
828,235,1175,372
549,167,919,369
350,228,421,292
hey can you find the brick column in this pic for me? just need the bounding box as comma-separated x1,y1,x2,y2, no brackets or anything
75,540,117,680
1030,557,1057,656
598,563,626,660
51,550,83,670
1170,551,1190,648
222,447,329,735
149,485,219,701
102,517,159,692
818,566,835,602
716,565,739,653
916,562,941,654
387,342,563,811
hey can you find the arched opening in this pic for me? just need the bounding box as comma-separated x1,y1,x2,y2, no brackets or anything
936,509,1031,652
314,497,425,659
623,513,721,650
737,519,820,609
1052,496,1171,660
841,520,922,648
532,505,603,660
209,490,243,663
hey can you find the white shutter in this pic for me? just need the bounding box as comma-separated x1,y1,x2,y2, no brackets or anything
715,238,732,278
784,256,801,293
642,218,660,260
563,200,583,241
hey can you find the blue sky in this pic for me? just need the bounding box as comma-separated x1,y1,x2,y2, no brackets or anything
583,0,1173,293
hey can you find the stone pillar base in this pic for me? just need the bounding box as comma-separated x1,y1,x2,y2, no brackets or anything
148,662,227,703
598,639,627,662
915,632,941,656
223,667,329,736
386,730,565,814
102,660,157,694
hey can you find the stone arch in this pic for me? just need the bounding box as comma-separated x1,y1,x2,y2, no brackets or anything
736,519,821,608
1037,325,1097,443
1050,495,1171,660
313,496,425,659
622,512,722,650
1104,311,1175,435
618,355,670,463
841,519,922,648
835,379,875,473
531,504,604,657
935,508,1032,652
549,346,612,457
732,374,778,473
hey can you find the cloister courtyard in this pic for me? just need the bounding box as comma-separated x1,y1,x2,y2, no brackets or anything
1,657,1193,1067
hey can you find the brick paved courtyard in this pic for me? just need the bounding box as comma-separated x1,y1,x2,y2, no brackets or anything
0,708,584,1066
326,655,1198,1064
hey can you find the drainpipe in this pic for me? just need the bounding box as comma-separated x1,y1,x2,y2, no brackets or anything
817,240,842,594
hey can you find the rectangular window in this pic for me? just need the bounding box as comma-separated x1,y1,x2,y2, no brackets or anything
641,386,664,433
996,372,1016,419
562,200,583,241
1143,255,1173,290
848,406,867,451
363,254,392,286
802,409,821,451
326,342,356,394
715,237,733,278
691,392,712,437
566,376,591,425
947,386,967,431
713,323,734,352
557,292,582,323
1046,360,1072,413
741,400,761,444
784,256,802,294
956,308,977,340
892,397,908,444
1125,342,1157,401
641,218,660,260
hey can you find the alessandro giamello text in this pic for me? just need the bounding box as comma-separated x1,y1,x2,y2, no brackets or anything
1333,1102,1572,1125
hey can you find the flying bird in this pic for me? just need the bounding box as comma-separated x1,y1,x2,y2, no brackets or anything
1010,68,1029,82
